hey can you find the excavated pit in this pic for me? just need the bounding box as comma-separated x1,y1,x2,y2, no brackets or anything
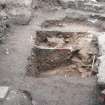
27,30,99,77
26,13,102,77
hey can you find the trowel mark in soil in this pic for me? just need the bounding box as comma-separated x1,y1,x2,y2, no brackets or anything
27,31,99,78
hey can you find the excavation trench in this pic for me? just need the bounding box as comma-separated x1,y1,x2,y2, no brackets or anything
27,30,99,77
26,15,103,78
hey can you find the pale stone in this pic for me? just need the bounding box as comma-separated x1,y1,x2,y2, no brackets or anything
97,33,105,85
0,86,9,101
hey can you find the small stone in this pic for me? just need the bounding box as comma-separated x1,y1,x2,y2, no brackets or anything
58,34,62,38
81,71,92,78
0,86,9,101
65,34,70,38
71,65,77,69
5,49,9,55
101,89,105,95
64,38,69,43
78,68,86,73
48,42,57,47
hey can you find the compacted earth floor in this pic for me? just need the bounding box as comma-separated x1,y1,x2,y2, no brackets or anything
0,9,101,105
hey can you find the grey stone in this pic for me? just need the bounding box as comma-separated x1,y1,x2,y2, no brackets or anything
0,86,9,101
4,90,32,105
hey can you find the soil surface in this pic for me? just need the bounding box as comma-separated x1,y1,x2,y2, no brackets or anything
0,8,101,105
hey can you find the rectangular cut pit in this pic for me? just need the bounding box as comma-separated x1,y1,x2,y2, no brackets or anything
31,31,98,75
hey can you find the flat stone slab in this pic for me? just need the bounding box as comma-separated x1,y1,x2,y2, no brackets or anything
0,86,9,101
